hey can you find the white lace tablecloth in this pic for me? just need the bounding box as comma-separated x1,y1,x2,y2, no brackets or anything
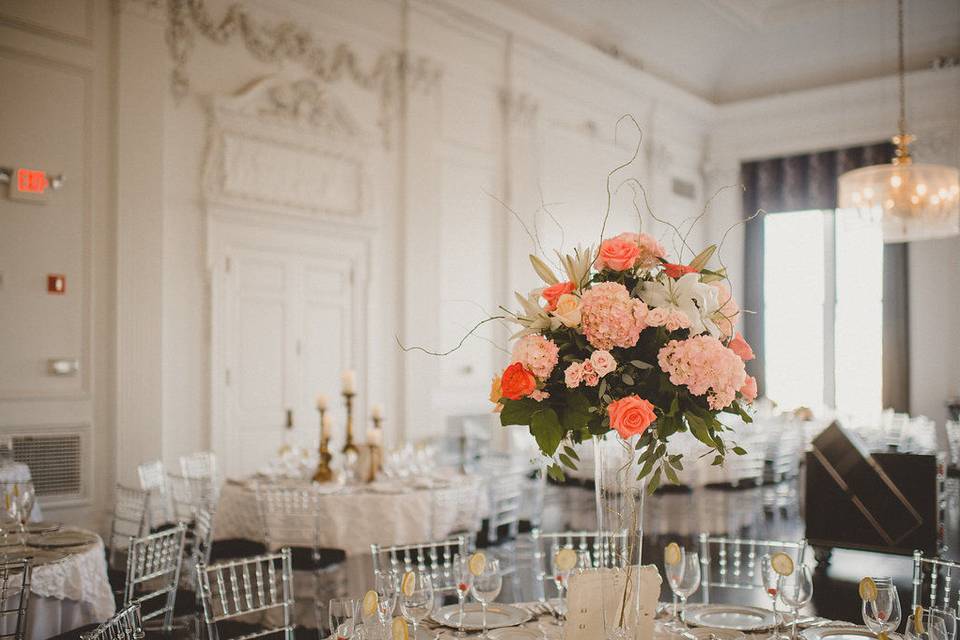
214,476,485,555
16,530,115,638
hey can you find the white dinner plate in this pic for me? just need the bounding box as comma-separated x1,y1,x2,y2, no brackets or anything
487,628,542,639
684,627,748,640
684,605,780,631
803,626,903,640
432,603,532,631
28,530,96,548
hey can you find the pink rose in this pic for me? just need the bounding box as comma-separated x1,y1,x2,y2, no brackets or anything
582,361,599,387
596,234,642,271
607,395,657,439
589,350,617,377
542,281,576,311
740,375,758,403
529,389,551,402
564,362,584,389
728,333,755,362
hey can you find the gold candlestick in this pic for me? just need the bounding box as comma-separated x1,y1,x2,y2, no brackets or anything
313,407,335,483
342,391,359,455
365,444,381,483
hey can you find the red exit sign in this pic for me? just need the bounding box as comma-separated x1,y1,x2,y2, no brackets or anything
16,169,48,194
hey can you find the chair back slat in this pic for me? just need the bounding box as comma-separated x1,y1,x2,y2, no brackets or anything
913,551,960,617
196,549,294,640
697,534,807,603
124,523,187,631
79,603,144,640
371,537,468,594
180,451,217,481
0,559,31,640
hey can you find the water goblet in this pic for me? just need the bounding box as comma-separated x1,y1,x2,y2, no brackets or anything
399,570,434,640
15,482,34,548
761,554,789,640
862,578,901,640
664,545,687,628
453,555,473,637
551,547,577,621
470,557,503,639
329,597,360,640
928,609,958,640
778,566,813,640
672,551,701,629
907,610,951,640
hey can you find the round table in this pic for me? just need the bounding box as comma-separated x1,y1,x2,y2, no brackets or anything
214,476,485,555
0,528,114,638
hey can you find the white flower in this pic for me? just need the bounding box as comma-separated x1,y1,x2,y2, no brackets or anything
638,273,721,337
552,293,582,328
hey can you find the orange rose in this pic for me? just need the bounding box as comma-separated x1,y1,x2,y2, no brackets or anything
596,236,642,271
662,262,699,279
740,375,758,403
500,362,537,400
607,395,657,439
542,281,576,311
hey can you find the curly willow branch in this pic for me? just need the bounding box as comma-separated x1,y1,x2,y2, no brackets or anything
679,183,746,263
395,316,507,357
597,115,644,249
616,178,696,259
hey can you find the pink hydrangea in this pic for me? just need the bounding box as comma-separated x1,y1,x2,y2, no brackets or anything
658,335,747,410
511,334,559,379
580,282,648,350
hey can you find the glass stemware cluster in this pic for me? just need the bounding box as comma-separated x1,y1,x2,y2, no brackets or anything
0,481,34,551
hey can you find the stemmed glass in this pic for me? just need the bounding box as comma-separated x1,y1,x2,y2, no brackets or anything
761,554,788,640
664,545,687,628
907,610,951,640
0,485,19,554
399,570,435,640
329,597,360,640
471,557,503,639
552,548,576,621
778,566,813,640
453,555,473,637
374,571,398,640
862,578,902,640
14,482,34,548
669,551,701,629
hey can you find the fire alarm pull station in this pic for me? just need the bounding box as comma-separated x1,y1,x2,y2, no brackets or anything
0,167,65,203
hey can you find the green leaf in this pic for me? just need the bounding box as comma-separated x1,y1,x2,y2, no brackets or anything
630,360,653,370
563,446,580,461
559,453,578,470
732,446,747,456
531,408,564,457
668,395,680,417
647,467,663,494
689,244,717,272
598,379,608,398
621,374,635,386
546,463,566,483
711,455,724,466
500,398,539,426
686,412,718,449
664,463,680,485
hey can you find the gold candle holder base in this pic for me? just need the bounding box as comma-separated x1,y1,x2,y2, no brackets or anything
342,391,359,455
312,437,336,483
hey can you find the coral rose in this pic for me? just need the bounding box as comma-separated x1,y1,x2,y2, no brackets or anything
728,333,755,362
500,362,536,400
607,395,657,439
663,262,699,279
542,281,576,311
596,234,642,271
740,375,758,403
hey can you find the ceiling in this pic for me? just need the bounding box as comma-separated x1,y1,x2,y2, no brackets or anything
497,0,960,103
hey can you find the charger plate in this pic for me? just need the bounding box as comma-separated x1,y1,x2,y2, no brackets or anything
803,626,903,640
432,603,532,631
684,605,779,632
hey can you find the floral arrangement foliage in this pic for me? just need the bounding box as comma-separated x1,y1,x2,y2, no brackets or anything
489,234,758,491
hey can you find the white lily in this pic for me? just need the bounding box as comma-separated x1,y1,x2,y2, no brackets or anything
637,272,721,336
508,290,556,338
556,246,595,289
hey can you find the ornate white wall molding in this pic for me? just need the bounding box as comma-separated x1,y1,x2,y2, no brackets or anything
159,0,440,148
203,73,378,226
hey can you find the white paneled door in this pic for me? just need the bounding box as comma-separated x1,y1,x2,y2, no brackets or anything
219,246,355,478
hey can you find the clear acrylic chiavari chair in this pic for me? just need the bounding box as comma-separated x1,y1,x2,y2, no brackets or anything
913,551,960,619
0,559,31,640
370,536,469,595
167,473,218,524
107,485,151,572
179,452,218,482
483,470,526,546
80,603,144,640
123,523,187,632
196,549,294,640
697,534,807,603
531,529,628,600
137,461,172,530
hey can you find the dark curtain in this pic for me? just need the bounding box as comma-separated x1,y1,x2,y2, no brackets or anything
883,244,910,412
741,141,894,396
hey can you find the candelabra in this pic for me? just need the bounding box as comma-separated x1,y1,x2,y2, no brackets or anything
342,391,359,455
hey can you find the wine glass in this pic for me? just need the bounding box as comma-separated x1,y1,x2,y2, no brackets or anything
470,557,503,639
329,597,360,640
373,571,397,640
0,485,18,553
14,482,34,548
928,609,958,640
453,555,473,638
551,548,575,621
399,570,434,640
907,610,950,640
778,566,813,640
862,578,902,640
664,545,687,628
672,551,701,629
761,554,788,640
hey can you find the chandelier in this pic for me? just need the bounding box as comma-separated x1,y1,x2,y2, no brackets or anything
837,0,960,243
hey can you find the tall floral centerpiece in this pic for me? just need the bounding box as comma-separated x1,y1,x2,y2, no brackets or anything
490,234,757,639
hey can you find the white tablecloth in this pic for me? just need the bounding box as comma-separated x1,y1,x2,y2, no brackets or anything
0,463,42,522
214,476,485,555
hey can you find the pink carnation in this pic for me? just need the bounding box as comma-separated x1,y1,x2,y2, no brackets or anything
658,335,747,410
582,361,600,387
511,334,559,379
580,282,648,350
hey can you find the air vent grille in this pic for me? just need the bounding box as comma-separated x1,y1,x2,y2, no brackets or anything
12,434,82,497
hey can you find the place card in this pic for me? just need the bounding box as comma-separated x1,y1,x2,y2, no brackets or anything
565,564,661,640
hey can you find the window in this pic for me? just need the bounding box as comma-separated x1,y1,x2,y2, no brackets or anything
763,209,883,420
